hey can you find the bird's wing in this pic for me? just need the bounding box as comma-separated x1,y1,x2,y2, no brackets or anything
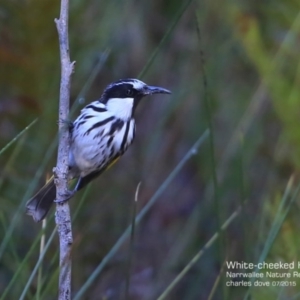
75,156,120,191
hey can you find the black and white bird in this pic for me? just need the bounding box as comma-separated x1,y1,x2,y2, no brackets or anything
26,78,171,222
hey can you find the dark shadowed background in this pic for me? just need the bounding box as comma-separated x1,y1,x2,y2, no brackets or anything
1,0,300,299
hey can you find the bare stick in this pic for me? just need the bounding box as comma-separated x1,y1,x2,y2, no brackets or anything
54,0,75,299
124,182,141,299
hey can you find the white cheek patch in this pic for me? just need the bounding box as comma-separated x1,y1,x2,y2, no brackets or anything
106,97,134,121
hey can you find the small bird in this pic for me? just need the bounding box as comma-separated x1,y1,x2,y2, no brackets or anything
26,78,171,222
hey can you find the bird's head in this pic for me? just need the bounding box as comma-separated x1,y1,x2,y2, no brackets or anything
100,78,171,120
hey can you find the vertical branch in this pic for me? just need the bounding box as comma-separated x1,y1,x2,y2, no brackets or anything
54,0,75,299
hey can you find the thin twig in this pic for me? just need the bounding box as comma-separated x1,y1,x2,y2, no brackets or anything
19,228,58,300
124,182,141,300
54,0,75,299
36,219,47,299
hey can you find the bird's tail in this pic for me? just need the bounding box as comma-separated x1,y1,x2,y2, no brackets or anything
26,177,56,222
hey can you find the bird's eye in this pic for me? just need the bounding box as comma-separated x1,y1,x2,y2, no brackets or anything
126,89,134,97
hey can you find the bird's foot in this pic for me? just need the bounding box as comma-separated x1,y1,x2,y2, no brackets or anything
54,189,75,203
57,118,74,130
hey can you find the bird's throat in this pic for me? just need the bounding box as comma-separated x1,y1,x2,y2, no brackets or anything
106,97,134,121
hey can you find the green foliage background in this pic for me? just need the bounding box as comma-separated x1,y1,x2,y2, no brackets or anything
1,0,300,299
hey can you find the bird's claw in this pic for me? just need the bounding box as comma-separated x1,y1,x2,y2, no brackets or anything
57,118,74,130
54,189,75,203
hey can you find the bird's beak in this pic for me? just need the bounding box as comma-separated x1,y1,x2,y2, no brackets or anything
143,85,171,95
